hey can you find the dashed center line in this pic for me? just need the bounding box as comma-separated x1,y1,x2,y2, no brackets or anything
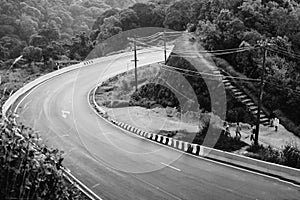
161,162,181,172
92,183,101,188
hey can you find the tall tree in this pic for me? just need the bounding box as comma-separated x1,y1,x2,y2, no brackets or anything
119,9,139,31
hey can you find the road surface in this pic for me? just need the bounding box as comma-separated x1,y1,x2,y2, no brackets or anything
13,48,300,200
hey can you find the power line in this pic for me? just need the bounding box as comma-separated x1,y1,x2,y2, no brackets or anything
272,44,300,57
135,38,256,55
134,31,183,41
268,46,300,60
172,47,258,56
159,64,261,82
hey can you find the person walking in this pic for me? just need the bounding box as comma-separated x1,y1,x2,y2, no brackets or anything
235,122,242,140
270,111,275,127
250,125,255,142
274,117,279,132
226,123,231,137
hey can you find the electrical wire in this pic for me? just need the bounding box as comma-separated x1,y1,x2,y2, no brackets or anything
136,35,164,44
271,44,300,57
134,31,184,42
170,47,258,56
135,37,256,55
159,64,261,82
134,32,163,41
268,47,300,60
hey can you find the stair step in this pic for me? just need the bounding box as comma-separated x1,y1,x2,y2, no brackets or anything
260,117,269,121
237,95,248,99
245,102,255,106
233,92,243,96
227,85,237,89
248,106,258,110
241,99,252,103
260,119,270,124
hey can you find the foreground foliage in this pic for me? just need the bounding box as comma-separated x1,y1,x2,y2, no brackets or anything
0,116,82,199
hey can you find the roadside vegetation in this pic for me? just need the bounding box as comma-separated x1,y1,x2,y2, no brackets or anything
246,144,300,169
0,115,85,199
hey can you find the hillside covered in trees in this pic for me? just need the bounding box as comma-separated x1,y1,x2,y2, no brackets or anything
1,0,300,131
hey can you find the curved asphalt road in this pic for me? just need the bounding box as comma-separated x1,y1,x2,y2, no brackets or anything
13,48,300,200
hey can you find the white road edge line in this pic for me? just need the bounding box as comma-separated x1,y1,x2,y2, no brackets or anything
88,87,300,189
161,162,181,172
11,65,104,200
7,48,173,200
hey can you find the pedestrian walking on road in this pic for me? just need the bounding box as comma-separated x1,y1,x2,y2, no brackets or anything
235,122,242,140
274,117,279,132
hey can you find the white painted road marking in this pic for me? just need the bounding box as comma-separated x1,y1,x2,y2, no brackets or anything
161,162,181,172
92,183,101,188
62,110,71,118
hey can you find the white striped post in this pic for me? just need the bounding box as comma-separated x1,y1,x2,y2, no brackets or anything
192,144,197,154
173,139,177,148
178,141,183,150
184,142,189,152
162,136,167,144
157,135,162,143
199,145,204,156
152,134,156,140
168,138,172,146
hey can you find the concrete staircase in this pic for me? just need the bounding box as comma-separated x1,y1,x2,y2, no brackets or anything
212,69,270,126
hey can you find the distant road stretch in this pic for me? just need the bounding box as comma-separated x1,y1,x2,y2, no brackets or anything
13,48,300,200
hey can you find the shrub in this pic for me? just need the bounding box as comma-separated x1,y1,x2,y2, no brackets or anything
282,145,300,168
0,117,83,199
246,144,300,169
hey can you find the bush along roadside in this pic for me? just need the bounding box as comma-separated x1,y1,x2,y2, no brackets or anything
246,144,300,169
0,116,86,200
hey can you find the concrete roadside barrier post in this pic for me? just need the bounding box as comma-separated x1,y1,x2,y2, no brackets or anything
152,134,156,141
157,135,162,143
173,139,177,148
168,138,172,146
178,141,183,150
192,144,197,154
184,142,189,152
162,136,167,144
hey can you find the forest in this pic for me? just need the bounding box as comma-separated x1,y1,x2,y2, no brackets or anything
1,0,300,146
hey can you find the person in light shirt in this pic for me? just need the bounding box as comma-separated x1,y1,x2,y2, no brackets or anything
274,117,279,132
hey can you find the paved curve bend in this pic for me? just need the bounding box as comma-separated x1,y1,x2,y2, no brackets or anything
14,49,300,200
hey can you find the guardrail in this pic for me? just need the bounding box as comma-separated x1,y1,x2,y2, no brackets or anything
62,168,102,200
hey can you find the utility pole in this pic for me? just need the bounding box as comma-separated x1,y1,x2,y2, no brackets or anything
255,40,267,145
163,30,167,64
133,38,138,91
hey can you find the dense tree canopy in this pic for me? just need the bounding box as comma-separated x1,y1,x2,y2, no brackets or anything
1,0,300,130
